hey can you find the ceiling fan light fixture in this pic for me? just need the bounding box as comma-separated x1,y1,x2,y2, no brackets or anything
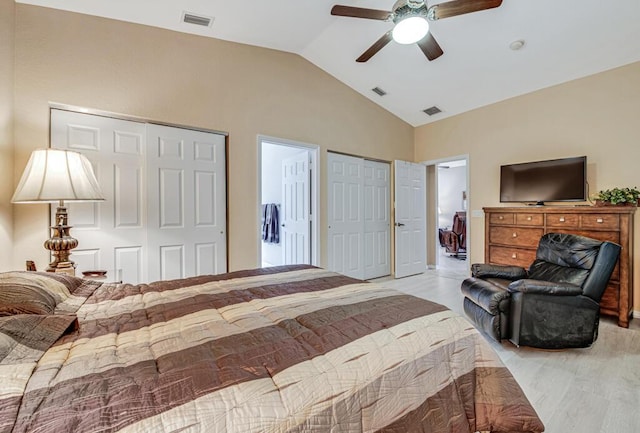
392,16,429,44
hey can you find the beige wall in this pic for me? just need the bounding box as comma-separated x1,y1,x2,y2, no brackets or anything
415,61,640,310
0,0,15,268
9,4,640,310
11,5,414,272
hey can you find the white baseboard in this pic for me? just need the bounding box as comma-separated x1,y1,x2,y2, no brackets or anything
634,310,640,319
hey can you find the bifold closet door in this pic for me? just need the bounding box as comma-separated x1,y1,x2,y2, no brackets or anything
146,124,227,282
327,152,390,280
51,109,227,284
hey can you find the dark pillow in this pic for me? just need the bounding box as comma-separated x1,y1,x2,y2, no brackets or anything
0,272,88,316
0,283,57,315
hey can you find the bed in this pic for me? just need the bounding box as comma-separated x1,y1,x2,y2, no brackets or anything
0,265,544,433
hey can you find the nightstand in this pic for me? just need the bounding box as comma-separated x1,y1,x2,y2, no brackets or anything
81,269,123,284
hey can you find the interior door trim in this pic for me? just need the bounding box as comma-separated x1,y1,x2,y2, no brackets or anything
257,135,320,268
49,102,229,137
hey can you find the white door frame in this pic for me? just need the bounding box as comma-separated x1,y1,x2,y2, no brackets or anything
420,154,470,269
257,135,320,267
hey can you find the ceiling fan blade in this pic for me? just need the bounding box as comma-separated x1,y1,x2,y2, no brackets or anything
417,33,444,61
356,31,393,63
430,0,503,20
331,5,391,21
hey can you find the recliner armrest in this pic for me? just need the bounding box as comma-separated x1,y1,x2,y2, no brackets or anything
507,279,583,296
471,263,527,280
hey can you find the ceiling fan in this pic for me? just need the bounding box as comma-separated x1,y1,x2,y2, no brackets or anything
331,0,503,62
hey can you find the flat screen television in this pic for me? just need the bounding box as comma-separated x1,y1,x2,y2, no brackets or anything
500,156,587,205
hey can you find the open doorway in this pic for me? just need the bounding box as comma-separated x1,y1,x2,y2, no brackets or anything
423,156,469,272
258,136,319,268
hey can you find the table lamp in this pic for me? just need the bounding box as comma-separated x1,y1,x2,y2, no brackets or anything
12,149,104,273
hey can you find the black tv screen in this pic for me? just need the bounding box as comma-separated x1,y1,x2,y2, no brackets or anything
500,156,587,204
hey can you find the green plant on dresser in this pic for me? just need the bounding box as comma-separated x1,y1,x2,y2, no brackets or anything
592,187,640,206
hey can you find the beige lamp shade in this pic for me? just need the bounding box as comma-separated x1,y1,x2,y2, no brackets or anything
12,149,104,203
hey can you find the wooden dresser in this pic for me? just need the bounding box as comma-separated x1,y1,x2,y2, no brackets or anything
483,206,635,328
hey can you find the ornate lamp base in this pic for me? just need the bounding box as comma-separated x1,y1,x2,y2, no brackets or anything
44,203,78,274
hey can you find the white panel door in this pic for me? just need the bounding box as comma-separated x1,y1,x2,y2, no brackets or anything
363,160,390,279
281,151,310,265
51,109,147,283
327,152,364,279
146,124,226,282
394,160,427,278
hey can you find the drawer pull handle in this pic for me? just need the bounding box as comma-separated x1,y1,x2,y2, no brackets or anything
527,216,532,221
512,253,517,259
512,232,517,237
597,218,604,223
498,216,504,220
559,217,565,222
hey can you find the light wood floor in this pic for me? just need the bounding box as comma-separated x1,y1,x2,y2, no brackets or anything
371,269,640,433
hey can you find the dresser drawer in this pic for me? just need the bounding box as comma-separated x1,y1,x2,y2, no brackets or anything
489,226,544,247
548,229,620,244
546,214,580,227
516,213,544,226
489,213,515,225
581,214,619,230
489,246,536,268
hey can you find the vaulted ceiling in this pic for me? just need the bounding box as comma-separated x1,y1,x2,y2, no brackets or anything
17,0,640,126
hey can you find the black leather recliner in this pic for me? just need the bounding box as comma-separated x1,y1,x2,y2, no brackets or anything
461,233,621,349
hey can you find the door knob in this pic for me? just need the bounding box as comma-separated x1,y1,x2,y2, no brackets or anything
395,222,405,227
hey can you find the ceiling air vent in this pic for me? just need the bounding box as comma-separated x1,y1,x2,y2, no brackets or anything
182,12,213,27
371,87,387,97
423,106,442,116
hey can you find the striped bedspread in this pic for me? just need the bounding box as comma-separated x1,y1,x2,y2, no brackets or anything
2,265,544,432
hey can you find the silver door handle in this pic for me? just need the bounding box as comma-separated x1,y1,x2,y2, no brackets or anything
395,222,405,227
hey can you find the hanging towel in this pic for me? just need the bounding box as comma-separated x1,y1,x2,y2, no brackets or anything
261,203,280,244
262,204,268,241
269,204,279,244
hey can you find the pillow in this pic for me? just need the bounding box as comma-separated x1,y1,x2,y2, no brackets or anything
0,314,77,364
0,283,57,315
0,272,88,316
